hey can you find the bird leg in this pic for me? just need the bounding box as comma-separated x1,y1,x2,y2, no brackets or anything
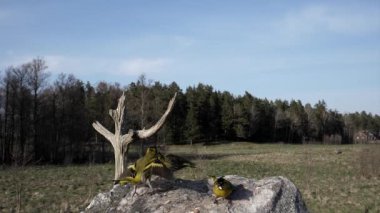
143,170,155,193
213,196,220,204
131,185,140,198
146,178,153,190
213,198,218,204
227,198,232,207
213,197,228,205
146,175,158,195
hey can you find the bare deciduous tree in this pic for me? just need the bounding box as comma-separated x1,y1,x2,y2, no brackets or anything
26,58,49,161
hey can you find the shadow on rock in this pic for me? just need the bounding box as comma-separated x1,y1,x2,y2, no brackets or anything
230,184,253,201
151,178,209,194
173,179,209,193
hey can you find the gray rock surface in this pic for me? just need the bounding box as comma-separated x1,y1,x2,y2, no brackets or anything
84,175,308,213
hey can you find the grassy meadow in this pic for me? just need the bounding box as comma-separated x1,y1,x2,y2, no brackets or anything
0,143,379,212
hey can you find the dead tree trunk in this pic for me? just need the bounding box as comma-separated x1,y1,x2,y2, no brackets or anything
92,92,177,180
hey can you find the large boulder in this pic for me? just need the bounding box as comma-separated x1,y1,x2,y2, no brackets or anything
84,175,308,213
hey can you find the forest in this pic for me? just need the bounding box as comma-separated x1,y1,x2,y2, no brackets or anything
1,58,379,165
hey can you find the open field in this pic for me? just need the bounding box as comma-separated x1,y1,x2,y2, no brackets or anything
1,143,379,212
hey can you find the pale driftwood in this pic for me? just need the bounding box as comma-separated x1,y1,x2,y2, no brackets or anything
92,92,177,180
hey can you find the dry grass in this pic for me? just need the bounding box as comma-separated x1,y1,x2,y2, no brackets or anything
0,143,379,212
0,164,113,212
358,147,380,178
170,143,380,213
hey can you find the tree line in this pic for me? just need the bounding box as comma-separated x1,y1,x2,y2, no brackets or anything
1,58,379,165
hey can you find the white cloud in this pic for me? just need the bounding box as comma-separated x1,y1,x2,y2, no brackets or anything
277,5,380,39
0,55,34,68
44,55,94,75
0,55,98,76
1,55,81,74
44,55,69,71
1,55,172,78
118,58,171,76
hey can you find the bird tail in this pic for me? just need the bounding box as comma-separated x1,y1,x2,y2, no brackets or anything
113,175,136,186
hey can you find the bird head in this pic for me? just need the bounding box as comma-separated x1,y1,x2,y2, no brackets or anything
209,176,226,184
146,147,158,158
216,176,226,185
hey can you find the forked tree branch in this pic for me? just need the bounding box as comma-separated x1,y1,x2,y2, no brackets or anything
136,92,177,139
121,129,134,151
109,92,126,132
92,121,114,145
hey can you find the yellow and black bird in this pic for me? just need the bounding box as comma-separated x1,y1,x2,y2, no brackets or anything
210,176,234,202
114,147,163,195
115,147,195,195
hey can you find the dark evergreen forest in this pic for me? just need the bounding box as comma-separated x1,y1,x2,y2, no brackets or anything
1,59,379,165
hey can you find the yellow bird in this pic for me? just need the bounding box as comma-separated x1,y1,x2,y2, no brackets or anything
211,176,234,201
114,147,164,195
115,147,194,196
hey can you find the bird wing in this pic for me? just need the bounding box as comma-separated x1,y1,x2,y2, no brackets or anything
164,154,195,171
150,164,174,179
115,163,137,182
143,161,165,171
141,159,174,180
127,163,136,172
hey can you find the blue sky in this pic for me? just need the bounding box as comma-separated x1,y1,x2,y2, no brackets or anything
1,0,380,114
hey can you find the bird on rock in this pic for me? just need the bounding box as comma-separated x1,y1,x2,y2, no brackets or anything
210,176,234,203
115,147,195,196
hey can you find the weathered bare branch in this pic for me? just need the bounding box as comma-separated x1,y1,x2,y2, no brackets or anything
92,121,114,146
137,92,177,139
109,92,126,124
121,129,134,147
